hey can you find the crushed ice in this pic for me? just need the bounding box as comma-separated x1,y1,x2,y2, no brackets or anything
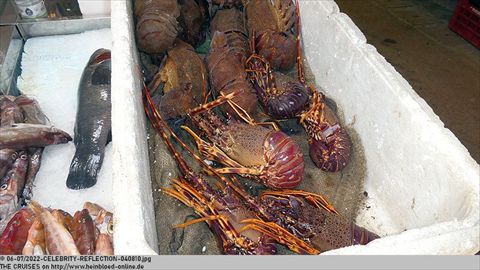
17,28,113,214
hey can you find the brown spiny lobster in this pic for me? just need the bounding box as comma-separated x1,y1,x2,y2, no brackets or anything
143,82,379,254
134,0,181,54
246,0,352,172
183,92,305,190
135,0,207,54
206,8,259,118
244,0,298,71
148,40,208,120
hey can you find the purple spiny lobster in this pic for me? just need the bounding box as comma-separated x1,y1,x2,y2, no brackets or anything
246,0,352,172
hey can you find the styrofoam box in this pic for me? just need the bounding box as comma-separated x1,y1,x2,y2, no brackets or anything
78,0,111,17
110,0,480,254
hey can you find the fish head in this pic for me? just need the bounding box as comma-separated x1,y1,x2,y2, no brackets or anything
88,49,111,66
0,175,19,221
44,128,73,144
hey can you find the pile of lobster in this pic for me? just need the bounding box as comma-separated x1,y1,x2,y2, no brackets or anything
137,0,379,254
0,201,113,255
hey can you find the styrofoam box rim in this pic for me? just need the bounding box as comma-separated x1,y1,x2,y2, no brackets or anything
110,0,480,255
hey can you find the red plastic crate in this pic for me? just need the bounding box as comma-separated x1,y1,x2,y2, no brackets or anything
449,0,480,48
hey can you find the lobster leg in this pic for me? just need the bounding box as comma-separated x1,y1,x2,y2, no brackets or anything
162,178,258,253
201,72,210,104
224,96,280,131
147,72,163,95
240,218,319,255
173,215,227,229
181,126,245,169
188,91,239,115
299,91,325,126
181,125,273,177
260,190,338,214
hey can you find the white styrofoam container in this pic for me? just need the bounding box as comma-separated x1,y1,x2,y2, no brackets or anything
111,0,480,254
78,0,111,17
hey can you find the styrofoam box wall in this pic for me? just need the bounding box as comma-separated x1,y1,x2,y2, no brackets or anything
110,0,480,254
78,0,111,16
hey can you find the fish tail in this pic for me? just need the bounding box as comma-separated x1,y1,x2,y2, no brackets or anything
66,149,104,190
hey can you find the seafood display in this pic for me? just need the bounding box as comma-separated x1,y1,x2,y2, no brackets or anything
0,202,113,255
144,88,378,254
137,0,377,255
0,95,72,222
1,26,114,255
66,49,112,190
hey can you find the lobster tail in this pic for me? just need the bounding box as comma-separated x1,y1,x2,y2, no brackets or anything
207,30,258,118
246,52,311,119
308,126,351,173
262,131,304,189
134,0,180,54
255,30,297,71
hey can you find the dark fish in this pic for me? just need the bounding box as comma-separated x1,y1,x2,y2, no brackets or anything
0,123,72,150
0,96,23,127
15,95,49,204
66,49,111,190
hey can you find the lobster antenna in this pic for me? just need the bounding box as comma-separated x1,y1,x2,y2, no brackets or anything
250,29,256,54
295,0,305,85
188,91,239,115
142,86,190,176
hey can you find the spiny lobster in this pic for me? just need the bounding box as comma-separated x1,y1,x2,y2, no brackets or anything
246,0,352,172
143,81,379,255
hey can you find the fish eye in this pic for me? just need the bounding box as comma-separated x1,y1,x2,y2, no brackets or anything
0,183,7,190
108,223,114,234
